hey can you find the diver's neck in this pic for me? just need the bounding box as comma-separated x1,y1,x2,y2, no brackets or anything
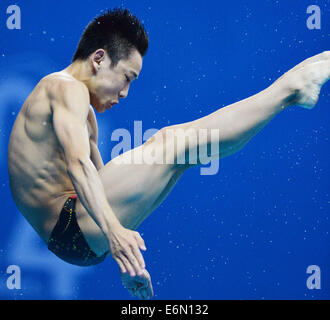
63,60,93,86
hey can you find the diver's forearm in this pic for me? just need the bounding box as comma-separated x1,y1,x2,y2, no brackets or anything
68,158,121,235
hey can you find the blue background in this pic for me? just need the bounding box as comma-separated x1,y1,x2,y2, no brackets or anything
0,0,329,299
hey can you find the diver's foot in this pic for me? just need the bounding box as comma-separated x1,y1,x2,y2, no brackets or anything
276,51,330,109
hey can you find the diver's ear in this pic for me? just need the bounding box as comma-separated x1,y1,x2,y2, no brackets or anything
91,49,105,74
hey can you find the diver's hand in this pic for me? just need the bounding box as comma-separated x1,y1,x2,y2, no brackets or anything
120,268,154,300
108,224,147,277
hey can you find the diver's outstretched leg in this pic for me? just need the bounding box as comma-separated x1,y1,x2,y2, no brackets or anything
167,51,330,162
78,51,330,248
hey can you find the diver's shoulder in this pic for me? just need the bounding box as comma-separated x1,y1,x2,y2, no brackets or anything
40,71,89,100
40,71,87,87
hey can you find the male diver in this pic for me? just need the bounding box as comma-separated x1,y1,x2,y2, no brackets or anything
8,8,330,299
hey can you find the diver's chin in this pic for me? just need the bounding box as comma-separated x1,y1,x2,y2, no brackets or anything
96,106,106,113
90,94,104,113
90,102,105,113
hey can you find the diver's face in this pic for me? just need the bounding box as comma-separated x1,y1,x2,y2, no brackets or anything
89,48,142,113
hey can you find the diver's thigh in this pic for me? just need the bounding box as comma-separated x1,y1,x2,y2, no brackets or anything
98,151,178,228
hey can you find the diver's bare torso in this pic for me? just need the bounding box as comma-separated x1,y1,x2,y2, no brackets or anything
8,72,98,244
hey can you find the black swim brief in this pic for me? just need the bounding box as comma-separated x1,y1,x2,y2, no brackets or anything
47,196,109,267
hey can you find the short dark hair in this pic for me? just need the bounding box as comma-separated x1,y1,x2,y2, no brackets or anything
72,8,149,66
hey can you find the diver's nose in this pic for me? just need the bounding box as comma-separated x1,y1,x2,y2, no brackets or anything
119,86,129,99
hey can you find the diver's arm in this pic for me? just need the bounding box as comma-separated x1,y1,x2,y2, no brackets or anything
50,79,146,276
